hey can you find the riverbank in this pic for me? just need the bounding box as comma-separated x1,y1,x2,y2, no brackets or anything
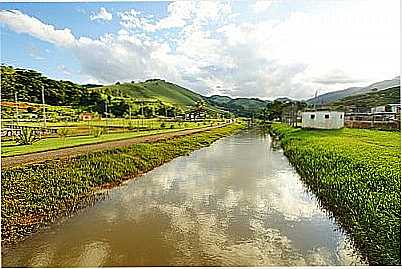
1,123,245,248
269,123,400,266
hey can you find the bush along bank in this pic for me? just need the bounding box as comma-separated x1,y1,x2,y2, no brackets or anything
270,123,401,266
1,123,245,247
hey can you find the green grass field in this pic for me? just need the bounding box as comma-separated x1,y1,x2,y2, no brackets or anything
1,120,227,157
2,118,222,128
271,123,400,265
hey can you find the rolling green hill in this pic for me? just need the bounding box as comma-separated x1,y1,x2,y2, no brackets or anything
94,79,206,108
205,95,269,117
329,86,400,110
1,65,274,118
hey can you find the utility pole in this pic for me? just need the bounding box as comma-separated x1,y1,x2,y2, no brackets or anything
314,90,318,111
141,101,144,128
15,91,19,127
105,102,108,129
42,85,46,128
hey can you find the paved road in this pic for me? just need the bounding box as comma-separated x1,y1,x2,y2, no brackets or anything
2,124,227,168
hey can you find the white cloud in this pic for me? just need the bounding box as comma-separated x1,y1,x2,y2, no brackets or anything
0,0,399,99
90,7,112,21
252,1,273,13
0,9,76,47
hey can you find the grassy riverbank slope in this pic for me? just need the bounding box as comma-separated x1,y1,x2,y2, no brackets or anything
270,124,400,265
1,123,245,247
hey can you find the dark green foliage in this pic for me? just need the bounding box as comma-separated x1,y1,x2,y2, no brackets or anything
1,123,245,246
270,123,401,266
1,65,85,106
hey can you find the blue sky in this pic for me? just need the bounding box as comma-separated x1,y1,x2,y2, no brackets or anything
0,1,400,99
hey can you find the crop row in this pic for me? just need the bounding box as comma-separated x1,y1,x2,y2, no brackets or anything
1,123,245,247
270,123,400,265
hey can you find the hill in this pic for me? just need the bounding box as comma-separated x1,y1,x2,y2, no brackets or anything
329,86,400,111
1,65,86,106
93,79,205,109
308,76,400,105
205,95,269,117
0,65,227,117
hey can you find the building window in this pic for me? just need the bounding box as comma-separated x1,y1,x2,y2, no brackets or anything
324,114,330,119
310,114,315,119
340,114,343,119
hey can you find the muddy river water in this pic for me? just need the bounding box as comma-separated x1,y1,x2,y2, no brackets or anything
2,129,365,266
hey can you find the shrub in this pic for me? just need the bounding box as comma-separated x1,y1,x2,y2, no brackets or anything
128,121,136,131
57,128,70,139
16,128,40,145
91,127,104,138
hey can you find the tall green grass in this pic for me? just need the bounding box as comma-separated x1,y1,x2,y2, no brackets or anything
270,123,400,265
1,123,245,247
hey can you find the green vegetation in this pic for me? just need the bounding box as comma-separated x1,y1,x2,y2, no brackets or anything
1,123,245,246
270,123,400,265
90,127,105,138
1,65,86,106
15,128,40,145
56,128,69,139
330,86,400,110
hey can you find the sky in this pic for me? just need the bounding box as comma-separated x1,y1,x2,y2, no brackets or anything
0,0,400,100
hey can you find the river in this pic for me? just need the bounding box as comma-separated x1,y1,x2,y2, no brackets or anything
2,128,365,266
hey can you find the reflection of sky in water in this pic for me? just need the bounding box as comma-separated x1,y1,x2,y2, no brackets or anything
2,129,366,267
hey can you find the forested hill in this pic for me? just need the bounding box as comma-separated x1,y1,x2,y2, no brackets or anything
1,65,87,106
92,79,205,109
205,95,269,117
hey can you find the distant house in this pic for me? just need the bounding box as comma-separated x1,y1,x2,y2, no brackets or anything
371,104,401,113
79,112,94,121
302,111,344,129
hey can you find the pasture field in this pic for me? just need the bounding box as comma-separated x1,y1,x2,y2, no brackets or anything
270,123,400,265
1,118,226,156
1,118,223,128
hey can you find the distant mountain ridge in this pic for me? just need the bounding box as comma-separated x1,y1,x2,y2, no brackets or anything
308,76,400,105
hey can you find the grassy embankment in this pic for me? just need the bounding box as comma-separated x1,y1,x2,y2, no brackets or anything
1,122,245,247
270,123,400,266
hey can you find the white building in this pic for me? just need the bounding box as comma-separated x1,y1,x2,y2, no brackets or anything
302,111,344,129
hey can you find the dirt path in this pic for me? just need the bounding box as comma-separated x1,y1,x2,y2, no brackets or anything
2,124,228,168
